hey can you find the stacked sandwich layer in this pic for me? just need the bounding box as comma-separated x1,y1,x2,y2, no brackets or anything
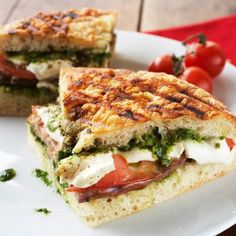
28,68,236,225
0,9,117,115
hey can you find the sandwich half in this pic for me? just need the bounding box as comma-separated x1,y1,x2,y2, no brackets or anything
28,68,236,226
0,9,117,116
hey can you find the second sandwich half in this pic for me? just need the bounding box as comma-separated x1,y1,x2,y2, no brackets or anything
0,8,117,115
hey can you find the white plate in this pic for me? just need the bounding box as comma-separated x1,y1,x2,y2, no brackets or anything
1,30,236,236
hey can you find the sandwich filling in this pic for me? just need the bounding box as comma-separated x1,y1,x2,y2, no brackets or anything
0,47,112,93
28,105,236,202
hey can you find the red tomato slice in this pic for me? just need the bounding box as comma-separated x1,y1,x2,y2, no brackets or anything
89,154,133,188
67,154,133,192
67,154,158,192
0,55,36,80
226,138,235,150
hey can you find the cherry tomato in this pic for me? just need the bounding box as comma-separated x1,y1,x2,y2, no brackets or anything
148,54,175,74
0,55,36,80
184,40,226,78
226,138,235,150
180,66,213,93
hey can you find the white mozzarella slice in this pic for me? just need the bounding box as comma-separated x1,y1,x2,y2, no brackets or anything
184,139,233,164
65,139,235,189
69,149,154,188
119,148,154,163
168,143,185,159
72,152,115,188
37,107,64,143
26,59,73,80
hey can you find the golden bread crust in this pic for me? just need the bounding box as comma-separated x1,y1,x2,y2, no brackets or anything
0,8,117,51
59,68,236,135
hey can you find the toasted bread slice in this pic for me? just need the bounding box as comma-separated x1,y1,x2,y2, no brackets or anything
0,8,117,52
59,68,236,152
28,123,236,226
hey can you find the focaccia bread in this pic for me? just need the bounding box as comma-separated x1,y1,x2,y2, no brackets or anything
59,68,236,149
28,68,236,226
0,9,117,116
0,8,117,52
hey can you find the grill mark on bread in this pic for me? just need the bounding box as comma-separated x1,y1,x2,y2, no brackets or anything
146,104,162,114
6,8,115,37
118,110,137,120
161,95,206,118
165,96,182,103
114,89,133,100
69,106,87,120
66,12,79,19
61,68,235,130
183,104,205,118
18,15,70,36
22,21,39,34
171,83,228,113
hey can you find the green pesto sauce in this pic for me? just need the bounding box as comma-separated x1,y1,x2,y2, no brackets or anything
76,128,212,166
47,106,61,132
6,50,110,66
7,51,78,64
34,208,51,215
1,85,58,98
57,147,73,161
79,146,111,157
33,168,52,186
56,175,68,189
29,125,46,146
0,168,16,182
60,182,68,189
56,188,61,195
119,128,212,166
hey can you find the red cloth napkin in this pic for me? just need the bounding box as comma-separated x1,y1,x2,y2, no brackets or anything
144,14,236,65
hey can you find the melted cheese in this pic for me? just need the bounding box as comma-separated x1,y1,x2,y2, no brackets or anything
72,152,115,188
37,107,64,143
170,139,234,164
184,139,233,164
26,59,73,80
168,143,184,159
120,148,154,163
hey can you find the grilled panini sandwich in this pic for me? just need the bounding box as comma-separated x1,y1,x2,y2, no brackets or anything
28,68,236,226
0,9,117,116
